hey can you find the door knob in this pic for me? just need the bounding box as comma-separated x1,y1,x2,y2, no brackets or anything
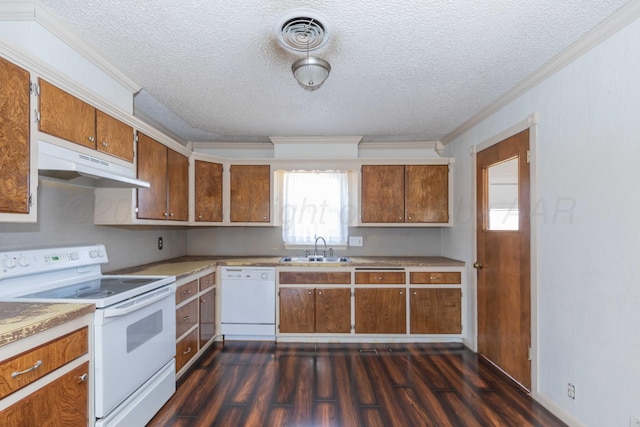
473,262,483,269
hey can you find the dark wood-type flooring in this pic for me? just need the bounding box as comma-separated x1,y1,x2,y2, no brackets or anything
148,341,566,427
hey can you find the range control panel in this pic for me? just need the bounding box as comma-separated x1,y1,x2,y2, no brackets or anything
0,245,108,280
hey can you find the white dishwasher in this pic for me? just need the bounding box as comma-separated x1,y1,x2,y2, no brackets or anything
221,267,276,340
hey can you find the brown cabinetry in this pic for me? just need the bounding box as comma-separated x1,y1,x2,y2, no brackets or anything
355,288,406,334
137,133,188,221
195,160,223,222
410,288,461,334
279,287,351,334
361,164,449,223
230,164,270,223
199,288,216,348
38,79,134,162
0,57,31,216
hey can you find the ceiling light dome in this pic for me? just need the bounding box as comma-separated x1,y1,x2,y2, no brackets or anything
291,56,331,91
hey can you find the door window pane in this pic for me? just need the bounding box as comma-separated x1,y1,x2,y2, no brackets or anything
487,157,519,230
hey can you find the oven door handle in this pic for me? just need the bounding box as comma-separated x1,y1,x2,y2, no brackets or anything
102,286,173,318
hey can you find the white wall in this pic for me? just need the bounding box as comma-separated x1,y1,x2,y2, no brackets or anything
442,15,640,427
0,180,187,272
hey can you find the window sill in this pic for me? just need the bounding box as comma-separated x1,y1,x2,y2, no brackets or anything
283,243,348,251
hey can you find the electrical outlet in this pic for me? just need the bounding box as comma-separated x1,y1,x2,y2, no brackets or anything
630,415,640,427
158,237,164,250
567,383,575,400
349,236,363,246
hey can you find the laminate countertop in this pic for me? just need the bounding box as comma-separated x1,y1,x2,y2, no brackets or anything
0,302,95,347
109,256,465,279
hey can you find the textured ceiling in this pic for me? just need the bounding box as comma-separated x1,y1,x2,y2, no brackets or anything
39,0,630,144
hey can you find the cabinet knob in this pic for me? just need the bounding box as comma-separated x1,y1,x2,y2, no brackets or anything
318,290,322,295
78,373,88,382
263,215,268,220
308,291,312,295
201,298,207,303
183,347,192,355
170,212,174,217
408,216,412,220
376,276,383,280
398,216,403,220
101,141,108,147
413,291,417,295
88,136,95,142
399,291,404,295
198,215,203,219
164,212,169,217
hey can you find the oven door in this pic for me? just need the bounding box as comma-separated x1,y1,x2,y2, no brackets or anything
93,283,176,418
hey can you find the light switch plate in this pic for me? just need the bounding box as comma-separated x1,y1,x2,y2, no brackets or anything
349,236,363,246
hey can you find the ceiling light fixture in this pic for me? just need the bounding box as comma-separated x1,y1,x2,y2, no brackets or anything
292,55,331,91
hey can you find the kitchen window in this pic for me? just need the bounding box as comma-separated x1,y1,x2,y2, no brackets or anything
278,170,351,246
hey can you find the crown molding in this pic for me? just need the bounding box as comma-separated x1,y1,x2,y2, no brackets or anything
441,0,640,145
358,140,444,154
270,136,363,145
0,0,141,93
192,141,274,151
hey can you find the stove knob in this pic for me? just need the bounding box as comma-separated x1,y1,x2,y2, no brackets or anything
89,250,98,258
261,273,268,280
18,256,30,267
97,249,105,257
3,258,16,269
70,252,80,260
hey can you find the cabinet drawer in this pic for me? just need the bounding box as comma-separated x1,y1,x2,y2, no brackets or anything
176,280,198,305
176,329,198,373
0,327,88,399
410,272,461,284
199,272,215,291
355,271,406,284
279,271,351,285
176,299,198,338
0,361,89,426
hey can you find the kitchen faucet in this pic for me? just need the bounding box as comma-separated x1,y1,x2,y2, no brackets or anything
314,235,327,256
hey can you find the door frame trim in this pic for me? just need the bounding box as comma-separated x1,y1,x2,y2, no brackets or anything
469,112,540,396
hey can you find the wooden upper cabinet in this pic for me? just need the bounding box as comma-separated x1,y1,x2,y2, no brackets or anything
137,133,168,220
361,164,449,224
361,165,404,222
405,165,448,223
95,110,134,162
0,57,31,215
167,148,189,221
137,133,188,221
39,79,134,162
38,79,95,149
230,164,270,223
194,160,223,222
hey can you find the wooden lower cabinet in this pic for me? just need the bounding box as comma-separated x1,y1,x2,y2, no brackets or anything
279,287,351,334
199,288,215,348
176,329,198,373
355,288,406,334
410,288,461,334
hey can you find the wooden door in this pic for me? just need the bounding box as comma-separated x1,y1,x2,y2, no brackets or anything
230,164,270,222
410,288,461,334
136,133,167,220
0,362,89,426
199,288,215,348
0,57,30,214
95,110,134,162
167,149,189,221
194,160,223,222
361,165,404,222
315,288,351,333
279,288,315,333
38,79,95,149
476,129,531,389
355,288,406,333
405,165,449,223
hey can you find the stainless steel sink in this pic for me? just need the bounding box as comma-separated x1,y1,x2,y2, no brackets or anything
280,256,351,263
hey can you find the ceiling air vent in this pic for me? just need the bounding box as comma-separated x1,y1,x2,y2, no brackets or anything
274,9,332,52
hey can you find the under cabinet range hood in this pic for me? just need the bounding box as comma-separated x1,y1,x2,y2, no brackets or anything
38,141,150,189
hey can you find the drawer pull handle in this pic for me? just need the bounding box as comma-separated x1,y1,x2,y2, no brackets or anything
376,277,383,280
430,276,439,280
183,315,191,321
183,289,191,294
78,373,88,382
183,347,192,355
12,360,42,378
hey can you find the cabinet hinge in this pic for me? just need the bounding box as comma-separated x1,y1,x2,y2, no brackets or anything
35,110,41,122
528,346,532,361
526,150,531,164
135,206,139,213
277,290,280,297
351,325,355,330
351,290,355,297
28,193,33,207
134,134,139,143
30,82,40,95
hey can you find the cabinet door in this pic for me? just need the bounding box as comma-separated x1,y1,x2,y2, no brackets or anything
355,288,406,334
230,164,270,222
361,165,404,223
279,288,315,333
315,288,351,333
405,165,449,223
95,110,134,162
137,133,167,220
410,288,461,334
199,288,215,348
0,57,30,214
0,362,89,426
194,160,223,222
167,149,189,221
38,79,95,149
